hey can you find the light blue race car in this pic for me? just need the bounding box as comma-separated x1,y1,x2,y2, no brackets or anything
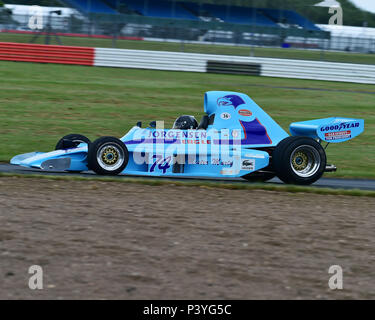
10,91,364,185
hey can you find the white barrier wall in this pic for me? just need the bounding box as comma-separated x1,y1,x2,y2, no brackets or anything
95,48,207,72
94,48,375,84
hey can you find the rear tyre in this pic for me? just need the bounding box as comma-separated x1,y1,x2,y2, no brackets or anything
272,136,326,185
55,134,91,150
87,137,128,175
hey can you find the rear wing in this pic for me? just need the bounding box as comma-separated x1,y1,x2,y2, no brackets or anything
290,117,364,143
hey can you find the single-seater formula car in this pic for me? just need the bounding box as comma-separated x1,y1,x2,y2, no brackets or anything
11,91,364,185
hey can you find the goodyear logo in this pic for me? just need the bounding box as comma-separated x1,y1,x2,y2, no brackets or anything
320,122,359,132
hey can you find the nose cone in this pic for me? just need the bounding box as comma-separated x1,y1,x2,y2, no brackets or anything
10,152,43,165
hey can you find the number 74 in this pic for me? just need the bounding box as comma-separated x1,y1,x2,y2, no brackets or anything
150,155,172,174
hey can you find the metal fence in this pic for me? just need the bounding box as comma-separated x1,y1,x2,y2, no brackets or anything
1,10,375,53
0,10,328,46
325,34,375,53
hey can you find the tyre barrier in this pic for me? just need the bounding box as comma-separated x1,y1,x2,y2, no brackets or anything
0,42,94,65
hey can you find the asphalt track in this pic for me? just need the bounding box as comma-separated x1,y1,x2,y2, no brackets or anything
1,163,375,191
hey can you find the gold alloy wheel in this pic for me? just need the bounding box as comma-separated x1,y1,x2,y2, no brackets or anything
101,147,119,165
292,151,308,171
97,143,125,171
289,145,321,178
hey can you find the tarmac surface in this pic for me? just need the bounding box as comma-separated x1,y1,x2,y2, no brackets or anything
1,163,375,191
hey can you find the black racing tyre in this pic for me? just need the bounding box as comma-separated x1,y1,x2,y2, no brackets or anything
87,136,129,175
55,134,91,150
272,136,326,185
242,172,276,182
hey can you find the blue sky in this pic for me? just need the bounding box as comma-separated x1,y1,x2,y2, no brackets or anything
349,0,375,13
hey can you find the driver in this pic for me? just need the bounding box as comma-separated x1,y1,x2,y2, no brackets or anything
172,115,198,130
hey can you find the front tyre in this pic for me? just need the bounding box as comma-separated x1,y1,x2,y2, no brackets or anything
88,137,129,175
55,134,91,150
272,136,326,185
55,134,91,173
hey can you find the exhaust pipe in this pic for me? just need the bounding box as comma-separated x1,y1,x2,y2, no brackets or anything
325,164,337,172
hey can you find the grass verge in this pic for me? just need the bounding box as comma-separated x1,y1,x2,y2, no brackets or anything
0,61,374,178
